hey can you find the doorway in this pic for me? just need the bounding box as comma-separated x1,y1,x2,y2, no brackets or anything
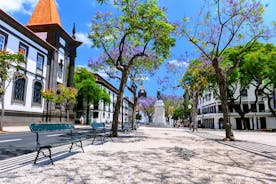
236,118,242,130
260,117,266,129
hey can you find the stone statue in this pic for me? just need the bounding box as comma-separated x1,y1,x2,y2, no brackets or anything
157,88,161,100
154,88,166,126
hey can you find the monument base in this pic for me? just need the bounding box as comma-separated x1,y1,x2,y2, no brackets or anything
153,100,166,126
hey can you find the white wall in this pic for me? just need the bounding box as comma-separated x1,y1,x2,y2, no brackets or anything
0,19,48,113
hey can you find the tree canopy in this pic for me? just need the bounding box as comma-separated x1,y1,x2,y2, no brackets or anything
89,0,175,136
180,0,271,140
74,67,110,104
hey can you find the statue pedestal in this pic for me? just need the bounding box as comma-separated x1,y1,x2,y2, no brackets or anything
153,100,166,126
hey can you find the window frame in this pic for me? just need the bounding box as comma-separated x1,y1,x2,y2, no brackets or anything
12,75,27,105
18,42,28,68
258,103,265,112
57,59,63,79
32,80,43,106
36,53,44,71
0,30,8,51
240,89,248,97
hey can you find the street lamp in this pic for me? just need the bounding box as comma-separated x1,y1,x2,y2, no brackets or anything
188,104,192,130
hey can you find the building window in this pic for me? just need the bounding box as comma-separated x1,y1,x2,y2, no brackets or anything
259,103,265,112
243,104,249,112
95,103,99,110
57,59,63,78
93,112,99,118
0,33,5,50
36,54,44,70
251,104,257,112
18,43,28,61
218,105,222,113
13,77,26,102
240,89,247,96
33,81,42,104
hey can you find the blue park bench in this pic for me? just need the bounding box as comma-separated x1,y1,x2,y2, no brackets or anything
29,123,86,165
90,122,113,144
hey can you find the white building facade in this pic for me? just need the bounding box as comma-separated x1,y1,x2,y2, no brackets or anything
89,74,134,125
0,10,55,125
197,84,276,130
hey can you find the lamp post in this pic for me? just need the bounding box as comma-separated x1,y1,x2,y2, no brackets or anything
188,104,192,130
121,99,124,131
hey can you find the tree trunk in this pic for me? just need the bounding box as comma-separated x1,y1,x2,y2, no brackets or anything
112,70,129,137
59,107,62,122
213,59,234,141
46,101,49,122
192,90,199,132
0,93,4,131
86,100,90,125
49,102,52,122
131,94,138,130
148,115,152,122
66,105,70,122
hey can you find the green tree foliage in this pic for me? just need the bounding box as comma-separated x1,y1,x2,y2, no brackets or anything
162,95,183,122
41,88,55,122
0,51,24,131
181,60,213,131
56,84,78,122
226,43,276,122
90,0,175,136
172,106,185,121
74,67,110,124
241,43,276,115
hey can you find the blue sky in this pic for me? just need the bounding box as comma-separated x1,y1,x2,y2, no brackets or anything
1,0,276,98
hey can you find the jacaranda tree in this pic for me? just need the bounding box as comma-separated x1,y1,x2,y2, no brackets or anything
89,0,175,136
138,96,157,123
127,66,153,130
180,0,272,140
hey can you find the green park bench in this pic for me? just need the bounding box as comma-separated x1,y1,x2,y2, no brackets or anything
90,122,113,144
122,122,132,134
29,123,86,165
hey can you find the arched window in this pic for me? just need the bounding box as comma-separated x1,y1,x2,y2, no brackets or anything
33,81,42,104
13,77,26,102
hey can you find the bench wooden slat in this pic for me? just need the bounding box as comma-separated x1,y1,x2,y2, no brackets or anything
29,123,74,132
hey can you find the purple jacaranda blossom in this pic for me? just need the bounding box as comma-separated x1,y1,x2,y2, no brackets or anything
138,96,157,108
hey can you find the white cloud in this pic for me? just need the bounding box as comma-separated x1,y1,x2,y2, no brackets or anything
75,32,93,47
76,64,89,69
0,0,38,15
168,59,189,68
